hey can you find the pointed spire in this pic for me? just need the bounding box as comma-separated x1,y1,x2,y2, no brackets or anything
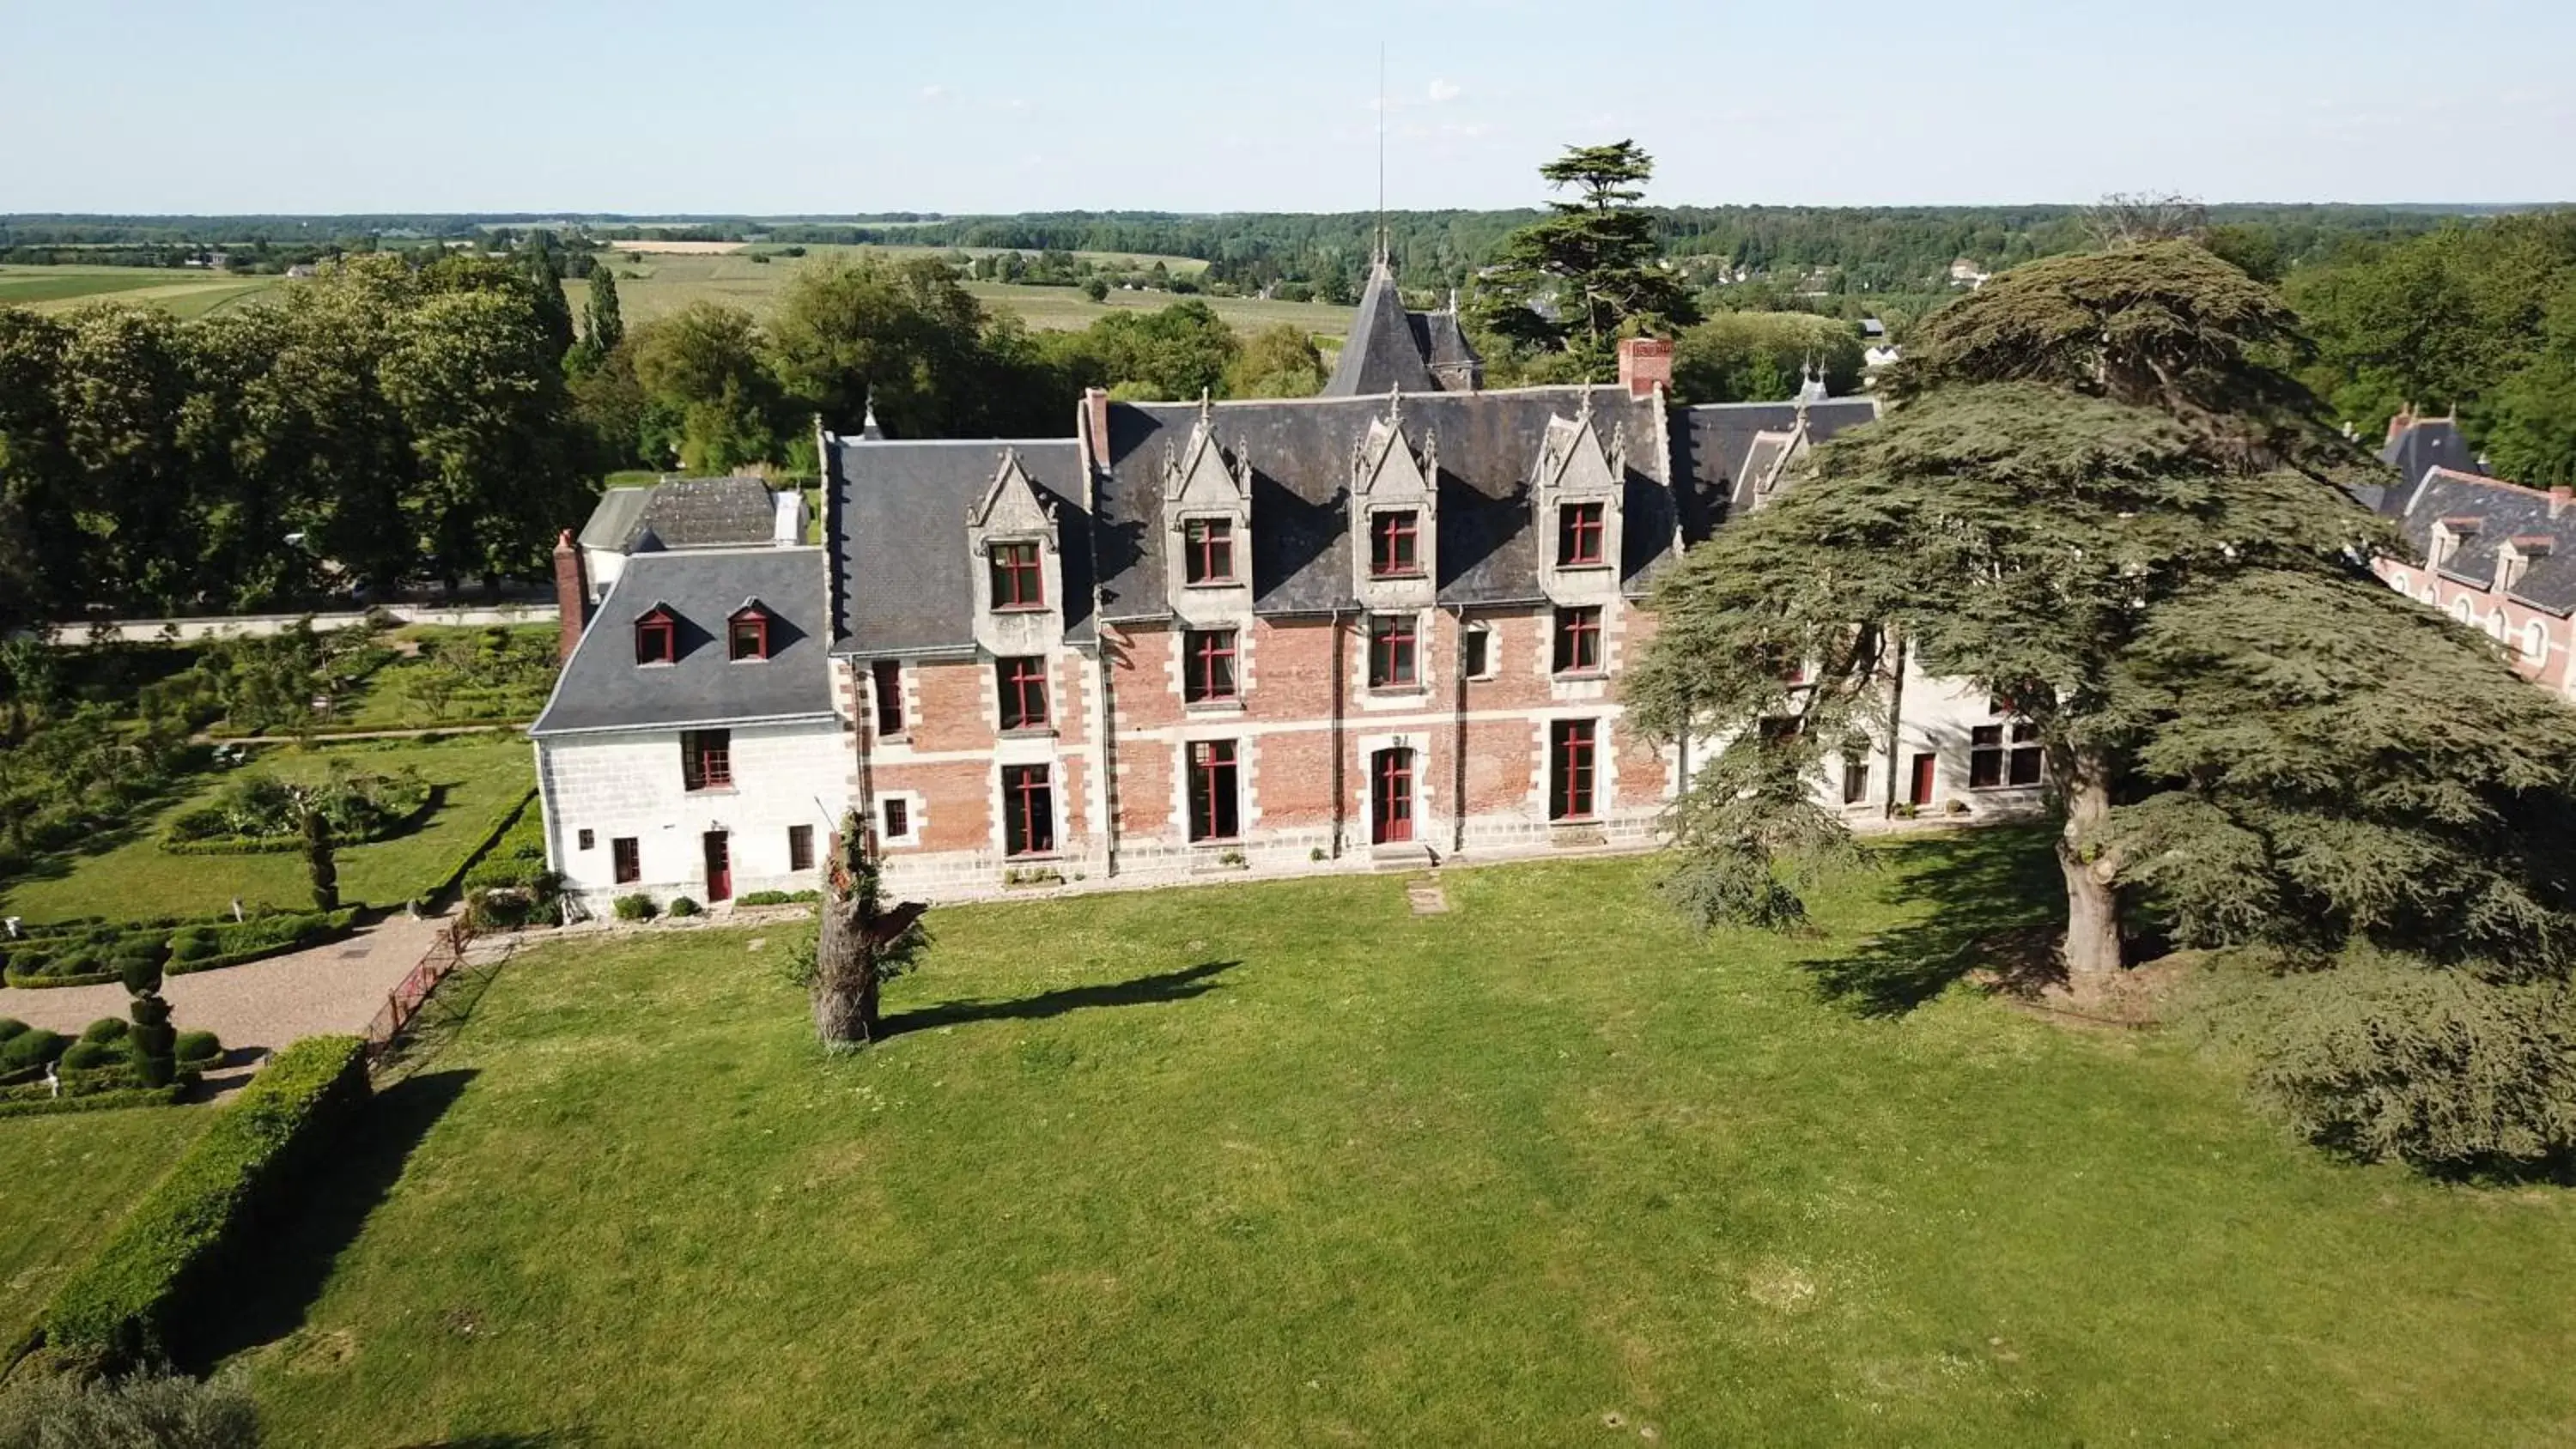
860,392,883,441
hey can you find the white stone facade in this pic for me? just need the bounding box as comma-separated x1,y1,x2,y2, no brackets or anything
537,722,851,909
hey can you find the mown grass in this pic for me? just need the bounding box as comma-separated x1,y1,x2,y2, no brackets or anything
243,844,2573,1446
0,1106,210,1349
0,735,532,923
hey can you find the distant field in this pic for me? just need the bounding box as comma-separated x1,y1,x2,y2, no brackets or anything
0,264,277,318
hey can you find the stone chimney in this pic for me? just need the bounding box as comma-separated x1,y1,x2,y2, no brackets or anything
1618,337,1674,399
552,530,588,663
2385,402,2416,447
2553,487,2571,520
1082,387,1113,469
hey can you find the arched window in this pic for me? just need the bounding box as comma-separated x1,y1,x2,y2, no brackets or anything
2450,596,2475,624
2487,609,2509,640
2420,584,2439,606
2523,619,2549,663
2386,569,2409,594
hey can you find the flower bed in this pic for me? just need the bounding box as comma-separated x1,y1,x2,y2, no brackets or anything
161,766,434,855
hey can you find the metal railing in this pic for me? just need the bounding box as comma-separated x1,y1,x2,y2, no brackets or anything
363,918,476,1063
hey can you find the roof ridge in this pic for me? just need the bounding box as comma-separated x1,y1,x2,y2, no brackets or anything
2423,464,2560,503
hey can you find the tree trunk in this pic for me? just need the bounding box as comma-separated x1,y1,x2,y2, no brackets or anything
2056,745,2123,998
810,896,874,1046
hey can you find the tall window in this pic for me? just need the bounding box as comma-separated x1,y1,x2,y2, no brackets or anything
635,609,676,665
1552,606,1602,675
880,797,912,844
1462,621,1493,681
1370,510,1420,578
990,541,1045,609
680,729,732,791
787,823,815,873
1549,719,1597,821
871,660,906,738
611,836,641,884
1183,629,1238,703
1002,764,1054,857
1558,501,1606,567
1367,613,1417,688
1842,753,1870,805
1187,740,1241,841
997,657,1050,731
1183,518,1236,585
728,609,769,662
1968,722,2043,788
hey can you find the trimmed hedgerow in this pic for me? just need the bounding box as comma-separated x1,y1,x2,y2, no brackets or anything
164,907,360,977
736,890,822,907
41,1034,371,1370
0,1083,185,1120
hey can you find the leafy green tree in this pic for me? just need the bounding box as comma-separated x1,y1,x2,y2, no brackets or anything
1631,243,2576,1000
1223,323,1327,398
629,302,789,471
1473,141,1698,375
1049,299,1241,401
585,261,626,355
522,232,578,361
0,308,74,629
1669,312,1864,403
766,253,1002,438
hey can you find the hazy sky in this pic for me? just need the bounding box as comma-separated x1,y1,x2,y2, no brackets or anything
6,0,2570,214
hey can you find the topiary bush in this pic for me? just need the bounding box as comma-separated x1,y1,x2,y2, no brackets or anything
2245,960,2576,1176
80,1017,130,1046
173,1030,223,1067
666,897,702,918
612,894,656,922
0,1028,66,1076
60,1040,120,1072
42,1034,371,1371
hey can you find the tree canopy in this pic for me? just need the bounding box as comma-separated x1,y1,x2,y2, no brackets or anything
1472,141,1698,377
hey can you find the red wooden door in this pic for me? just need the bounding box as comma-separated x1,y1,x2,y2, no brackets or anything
1909,753,1937,808
1373,749,1414,845
702,830,732,902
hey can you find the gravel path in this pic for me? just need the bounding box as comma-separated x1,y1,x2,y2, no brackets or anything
0,911,447,1058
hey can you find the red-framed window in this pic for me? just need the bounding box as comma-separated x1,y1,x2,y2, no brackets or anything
997,656,1050,731
871,660,905,738
1367,613,1417,688
989,540,1045,609
1549,719,1597,821
611,836,641,883
881,797,911,842
1184,518,1236,585
1183,629,1238,703
1558,501,1606,567
1187,739,1241,842
1970,722,2044,788
787,823,815,872
680,729,732,791
635,609,676,665
1552,606,1603,675
1002,764,1054,857
728,607,769,662
1370,510,1421,578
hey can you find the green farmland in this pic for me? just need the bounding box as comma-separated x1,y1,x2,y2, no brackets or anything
0,264,278,318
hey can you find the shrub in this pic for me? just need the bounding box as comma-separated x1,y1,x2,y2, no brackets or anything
2246,961,2576,1175
161,762,431,852
0,1365,259,1449
80,1018,129,1046
613,894,657,922
43,1035,371,1370
170,928,220,963
0,1028,66,1074
0,1018,23,1045
59,1040,119,1072
737,889,822,907
667,896,702,918
173,1031,223,1066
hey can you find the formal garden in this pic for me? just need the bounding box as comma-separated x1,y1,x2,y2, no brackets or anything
169,843,2569,1446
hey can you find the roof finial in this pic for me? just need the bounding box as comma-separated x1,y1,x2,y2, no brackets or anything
1197,385,1213,433
860,391,883,440
1375,42,1388,268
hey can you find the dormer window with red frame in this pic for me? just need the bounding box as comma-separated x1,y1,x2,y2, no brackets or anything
1558,501,1606,567
990,541,1045,610
1370,510,1421,579
635,607,677,666
1183,518,1236,585
727,605,770,663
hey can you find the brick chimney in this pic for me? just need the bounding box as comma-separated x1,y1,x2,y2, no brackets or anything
552,529,589,663
1618,337,1674,399
1082,387,1113,469
2385,401,2416,447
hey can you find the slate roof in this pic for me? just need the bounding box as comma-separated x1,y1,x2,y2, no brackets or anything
1671,397,1882,535
529,546,835,737
1094,386,1674,620
1324,264,1439,397
574,476,779,554
825,437,1094,656
2378,416,2482,518
2397,467,2576,615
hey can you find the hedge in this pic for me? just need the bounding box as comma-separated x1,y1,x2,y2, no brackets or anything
41,1035,372,1370
421,787,539,908
0,1083,187,1121
165,908,360,977
737,890,822,907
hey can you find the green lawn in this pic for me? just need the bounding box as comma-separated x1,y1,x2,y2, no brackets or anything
241,844,2574,1446
0,264,279,318
0,735,532,923
0,1106,210,1349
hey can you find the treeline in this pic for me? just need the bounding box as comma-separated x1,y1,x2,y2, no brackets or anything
574,254,1328,474
2288,210,2576,487
0,253,593,626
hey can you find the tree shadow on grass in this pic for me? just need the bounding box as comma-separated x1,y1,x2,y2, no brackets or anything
1798,827,2066,1016
884,959,1239,1039
176,1068,477,1373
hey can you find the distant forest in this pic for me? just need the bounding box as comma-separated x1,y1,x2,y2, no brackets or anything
1,203,2528,302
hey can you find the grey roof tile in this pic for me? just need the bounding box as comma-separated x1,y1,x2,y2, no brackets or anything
2399,467,2576,615
1322,263,1439,397
826,438,1093,656
530,546,835,737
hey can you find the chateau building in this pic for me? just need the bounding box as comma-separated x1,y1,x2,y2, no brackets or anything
530,270,2044,909
2373,464,2576,695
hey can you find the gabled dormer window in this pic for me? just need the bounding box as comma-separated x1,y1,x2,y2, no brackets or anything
1184,518,1236,585
990,542,1045,610
635,607,677,666
1370,511,1421,579
727,604,771,663
1558,502,1606,567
